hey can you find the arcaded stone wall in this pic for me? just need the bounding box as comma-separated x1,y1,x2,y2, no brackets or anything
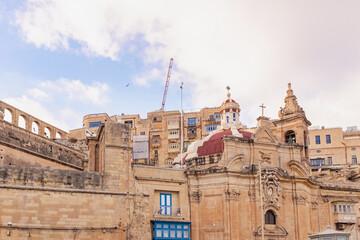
0,120,85,170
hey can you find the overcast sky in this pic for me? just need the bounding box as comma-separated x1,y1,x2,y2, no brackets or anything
0,0,359,131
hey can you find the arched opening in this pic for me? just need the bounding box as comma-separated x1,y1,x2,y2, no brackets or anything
95,144,99,172
44,127,51,138
265,210,276,225
18,115,26,129
285,130,296,143
56,132,62,139
4,109,13,123
32,122,39,134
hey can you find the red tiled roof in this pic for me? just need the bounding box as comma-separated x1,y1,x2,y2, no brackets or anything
197,130,252,157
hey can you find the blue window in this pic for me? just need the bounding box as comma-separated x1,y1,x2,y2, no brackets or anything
153,221,190,240
233,112,236,121
326,135,331,144
215,112,220,121
310,158,325,167
188,118,196,126
206,124,219,134
352,155,357,164
89,122,101,128
315,135,321,144
160,193,172,215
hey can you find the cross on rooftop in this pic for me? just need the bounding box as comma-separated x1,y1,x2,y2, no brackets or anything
226,86,230,92
259,103,266,117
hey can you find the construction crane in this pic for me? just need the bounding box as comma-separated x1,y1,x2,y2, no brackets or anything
161,58,174,110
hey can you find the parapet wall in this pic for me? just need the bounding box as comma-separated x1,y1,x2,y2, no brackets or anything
0,165,103,190
0,120,85,170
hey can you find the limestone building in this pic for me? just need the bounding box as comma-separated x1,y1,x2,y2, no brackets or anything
0,84,360,239
71,106,224,166
309,126,360,168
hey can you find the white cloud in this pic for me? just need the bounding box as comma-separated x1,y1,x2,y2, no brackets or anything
39,78,109,105
13,0,360,128
27,88,49,101
134,68,162,87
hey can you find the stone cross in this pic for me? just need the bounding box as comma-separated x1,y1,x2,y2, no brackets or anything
226,86,230,92
259,103,266,117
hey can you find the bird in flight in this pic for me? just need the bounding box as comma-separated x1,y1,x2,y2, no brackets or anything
125,83,129,87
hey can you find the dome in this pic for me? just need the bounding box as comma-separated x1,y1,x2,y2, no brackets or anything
197,129,252,156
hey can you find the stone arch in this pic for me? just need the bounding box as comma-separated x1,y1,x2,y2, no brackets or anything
4,108,14,123
44,127,51,138
32,121,40,134
226,154,244,171
18,115,27,129
56,132,62,139
285,130,296,143
288,160,310,177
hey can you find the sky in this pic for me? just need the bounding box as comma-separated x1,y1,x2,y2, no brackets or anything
1,0,360,131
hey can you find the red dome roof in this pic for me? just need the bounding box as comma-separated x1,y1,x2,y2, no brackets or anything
197,130,252,157
224,99,236,104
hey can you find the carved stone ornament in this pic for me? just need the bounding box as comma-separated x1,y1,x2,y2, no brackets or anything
225,189,241,201
311,201,318,209
254,225,288,237
293,195,307,205
248,189,256,202
262,169,280,205
189,190,202,202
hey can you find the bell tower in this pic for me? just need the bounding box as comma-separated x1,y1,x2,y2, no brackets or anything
272,83,311,161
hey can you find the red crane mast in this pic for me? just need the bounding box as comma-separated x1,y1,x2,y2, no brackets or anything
161,58,174,110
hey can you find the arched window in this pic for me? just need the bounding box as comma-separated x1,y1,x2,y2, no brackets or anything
18,115,26,129
32,122,39,134
4,109,13,123
44,127,51,138
265,210,276,224
285,130,296,143
56,132,62,139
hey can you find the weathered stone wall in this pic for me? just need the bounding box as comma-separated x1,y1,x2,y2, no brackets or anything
0,161,150,239
0,165,103,190
0,120,85,169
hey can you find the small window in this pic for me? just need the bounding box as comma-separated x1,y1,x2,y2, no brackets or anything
124,120,133,128
89,122,101,128
316,150,321,153
206,124,219,134
153,117,157,122
140,131,145,135
352,155,357,164
351,147,356,151
215,112,220,121
233,112,236,121
315,135,321,144
285,130,296,143
334,205,337,212
265,210,276,224
327,157,332,165
188,118,196,126
326,135,331,144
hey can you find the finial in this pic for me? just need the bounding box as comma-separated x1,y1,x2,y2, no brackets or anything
287,83,294,97
259,103,266,117
226,86,231,99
